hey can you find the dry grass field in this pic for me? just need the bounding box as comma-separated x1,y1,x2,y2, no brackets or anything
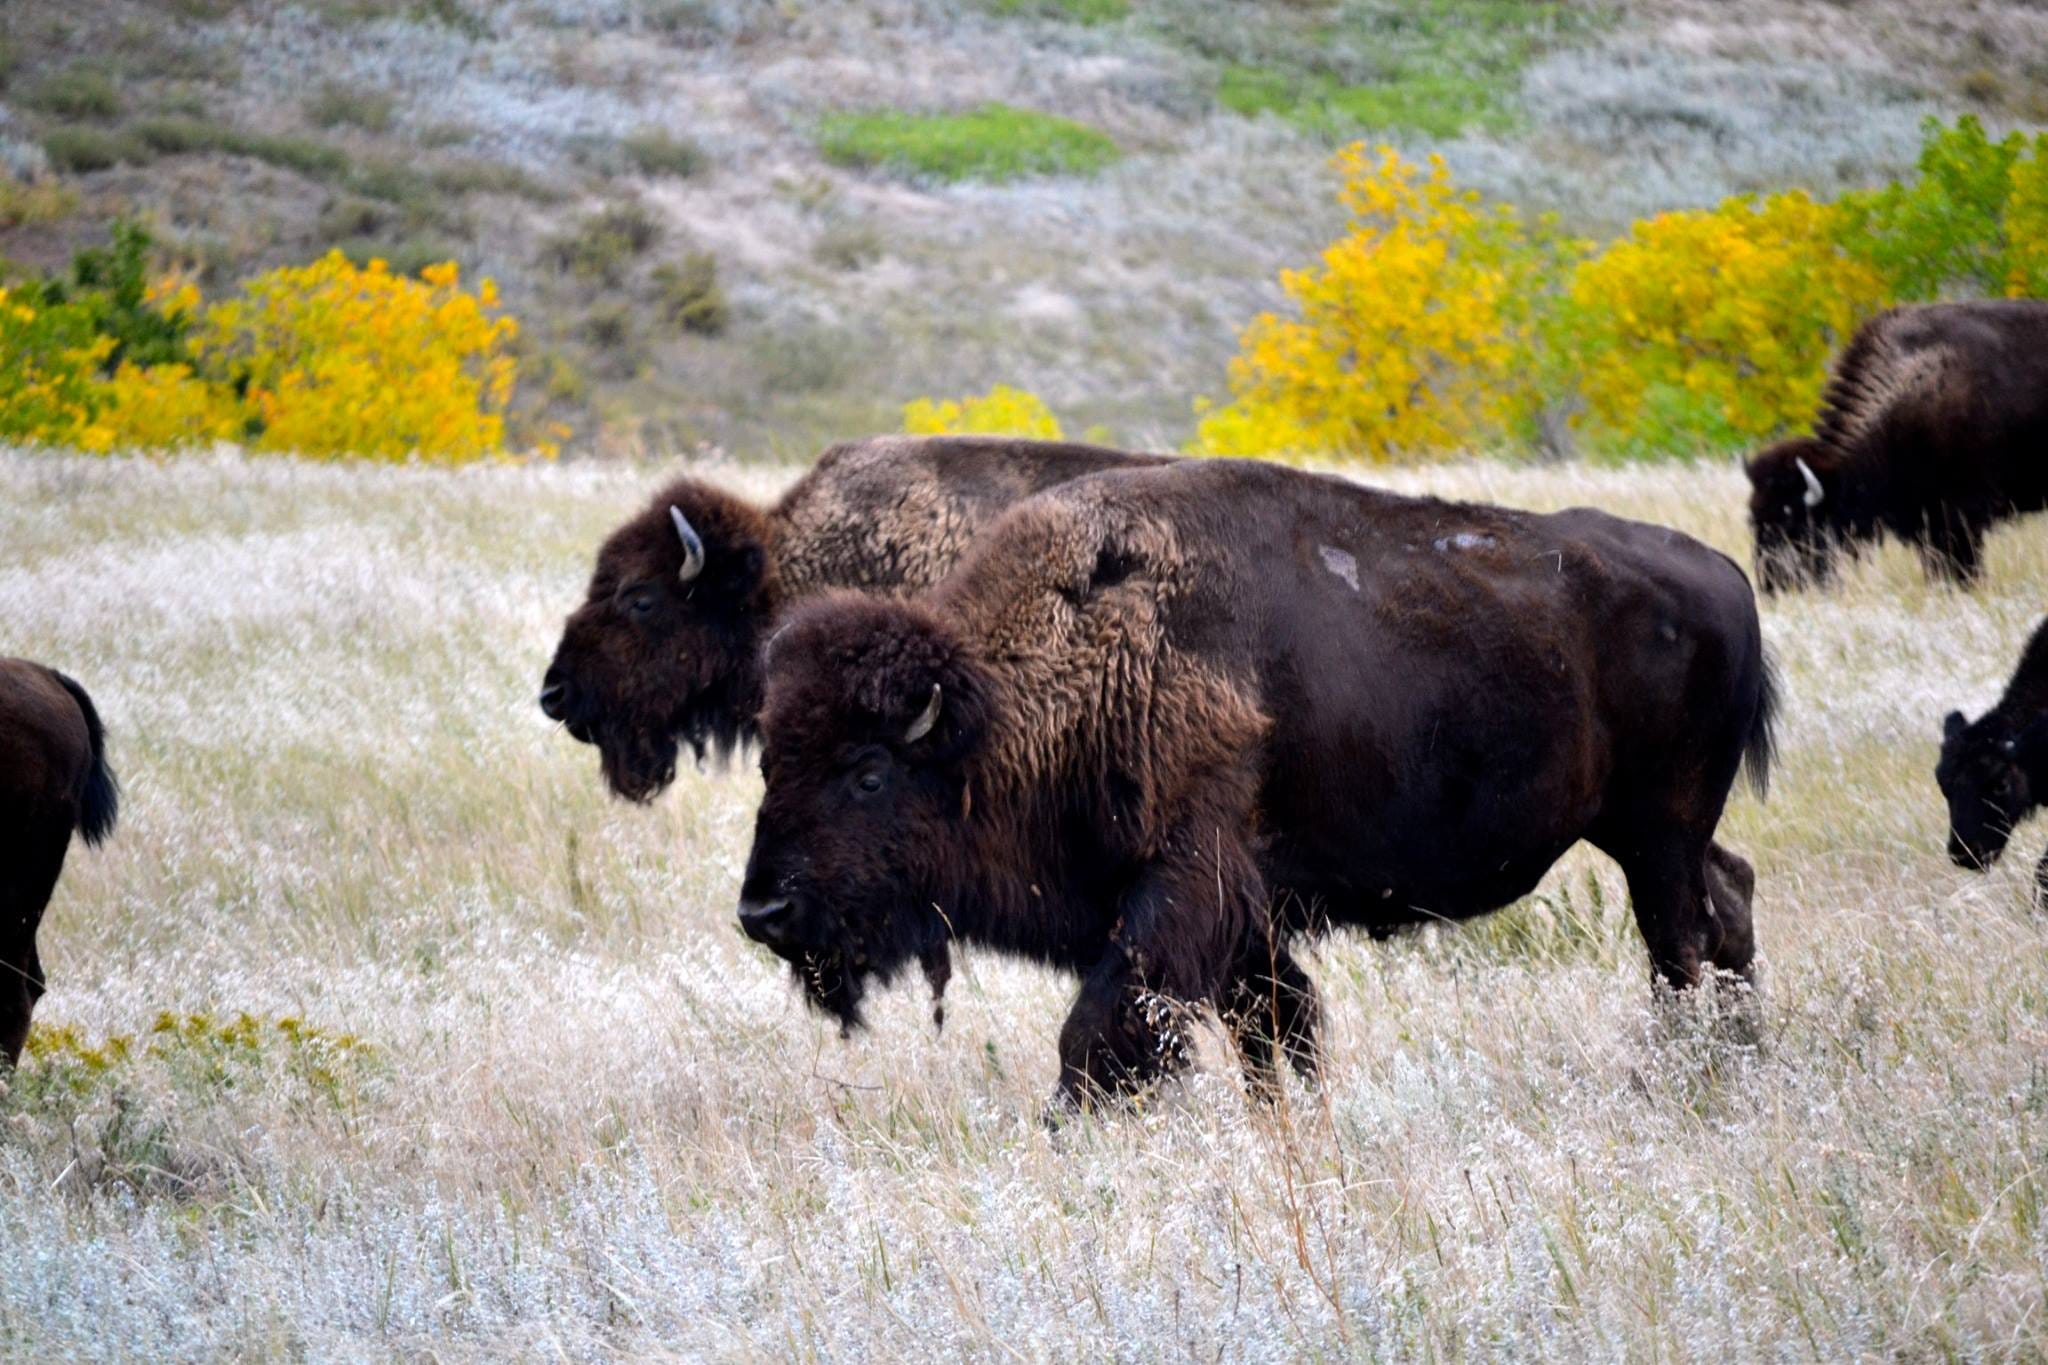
3,446,2047,1358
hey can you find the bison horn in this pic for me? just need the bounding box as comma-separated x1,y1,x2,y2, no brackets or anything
1794,457,1825,510
670,506,706,583
904,683,942,744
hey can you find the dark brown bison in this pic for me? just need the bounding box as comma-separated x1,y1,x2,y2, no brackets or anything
541,435,1167,801
1938,616,2048,898
1748,300,2048,592
735,458,1776,1110
1,659,118,1069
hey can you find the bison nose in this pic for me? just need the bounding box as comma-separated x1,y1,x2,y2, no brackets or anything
738,896,795,945
539,670,569,721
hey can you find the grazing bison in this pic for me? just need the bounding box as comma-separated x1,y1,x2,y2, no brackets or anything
0,659,118,1069
1748,299,2048,592
1937,617,2048,899
541,435,1166,801
736,459,1776,1110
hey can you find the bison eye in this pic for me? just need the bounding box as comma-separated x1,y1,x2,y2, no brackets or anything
628,591,658,619
856,771,884,795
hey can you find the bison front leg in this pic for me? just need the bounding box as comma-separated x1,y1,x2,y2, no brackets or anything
1049,823,1268,1114
1918,514,1986,587
1222,940,1323,1100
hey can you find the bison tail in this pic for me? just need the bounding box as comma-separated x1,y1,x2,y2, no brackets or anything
54,671,119,846
1740,649,1781,801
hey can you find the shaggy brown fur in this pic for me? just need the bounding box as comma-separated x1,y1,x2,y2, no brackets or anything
0,658,117,1068
1748,300,2048,591
738,459,1776,1112
541,435,1168,801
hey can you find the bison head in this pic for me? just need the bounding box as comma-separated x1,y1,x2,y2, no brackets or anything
1746,438,1842,593
1937,708,2048,869
541,480,777,802
736,594,993,1031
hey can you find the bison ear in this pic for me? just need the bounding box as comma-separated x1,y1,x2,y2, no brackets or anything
1943,710,1968,746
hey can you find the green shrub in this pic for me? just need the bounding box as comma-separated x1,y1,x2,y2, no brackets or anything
126,117,351,180
622,128,705,179
818,104,1120,183
304,82,395,132
0,177,81,228
580,300,635,352
1836,116,2040,301
543,203,662,283
334,235,466,278
25,66,122,121
428,158,560,202
652,252,729,335
1219,64,1510,139
318,196,392,241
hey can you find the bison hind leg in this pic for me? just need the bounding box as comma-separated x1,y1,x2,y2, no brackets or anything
1703,842,1758,983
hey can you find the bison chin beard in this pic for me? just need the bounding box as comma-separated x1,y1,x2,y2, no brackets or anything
787,909,948,1036
597,724,681,804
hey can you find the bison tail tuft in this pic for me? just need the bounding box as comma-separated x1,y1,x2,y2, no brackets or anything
55,671,119,846
1740,649,1781,801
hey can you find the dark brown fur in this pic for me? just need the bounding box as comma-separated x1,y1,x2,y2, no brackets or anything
738,459,1776,1112
1748,300,2048,591
541,435,1169,800
0,658,117,1068
1937,617,2048,897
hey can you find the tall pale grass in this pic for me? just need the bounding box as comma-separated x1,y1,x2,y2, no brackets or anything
1,447,2044,1359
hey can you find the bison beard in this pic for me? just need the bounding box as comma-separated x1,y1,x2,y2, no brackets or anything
738,460,1777,1115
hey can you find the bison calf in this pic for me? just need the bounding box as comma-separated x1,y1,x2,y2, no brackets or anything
1748,300,2048,591
736,459,1776,1112
541,435,1165,801
1938,617,2048,901
0,659,118,1069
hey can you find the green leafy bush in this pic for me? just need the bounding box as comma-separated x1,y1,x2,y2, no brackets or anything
653,253,729,335
819,105,1120,183
25,65,121,121
622,128,705,179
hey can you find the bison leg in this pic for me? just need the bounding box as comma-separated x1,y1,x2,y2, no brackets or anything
1,820,69,1070
1222,941,1323,1099
1051,957,1190,1112
1614,835,1717,991
1702,842,1758,981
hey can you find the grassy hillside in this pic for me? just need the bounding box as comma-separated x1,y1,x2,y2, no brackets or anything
4,0,2044,456
2,447,2045,1355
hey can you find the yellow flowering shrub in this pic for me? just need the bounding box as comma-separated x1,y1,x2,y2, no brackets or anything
1562,191,1890,455
195,253,520,461
2004,147,2048,298
80,361,244,452
1192,144,1573,463
0,286,112,447
903,383,1064,439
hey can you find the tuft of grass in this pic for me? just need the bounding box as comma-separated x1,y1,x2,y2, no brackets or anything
427,158,561,202
24,65,122,121
305,82,396,133
333,235,465,277
128,117,352,180
621,128,705,179
42,127,140,174
818,104,1120,183
652,252,729,335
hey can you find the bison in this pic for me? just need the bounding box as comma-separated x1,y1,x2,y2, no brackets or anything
1748,299,2048,592
1937,616,2048,899
735,458,1777,1111
540,435,1166,801
0,659,118,1069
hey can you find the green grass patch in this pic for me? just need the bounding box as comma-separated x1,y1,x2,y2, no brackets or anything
819,104,1119,183
1207,0,1592,139
1219,64,1513,139
986,0,1129,23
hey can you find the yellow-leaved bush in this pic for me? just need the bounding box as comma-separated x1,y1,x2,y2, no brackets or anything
1562,190,1891,456
1191,145,1574,463
902,383,1064,439
194,254,520,461
2005,150,2048,298
0,286,112,448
